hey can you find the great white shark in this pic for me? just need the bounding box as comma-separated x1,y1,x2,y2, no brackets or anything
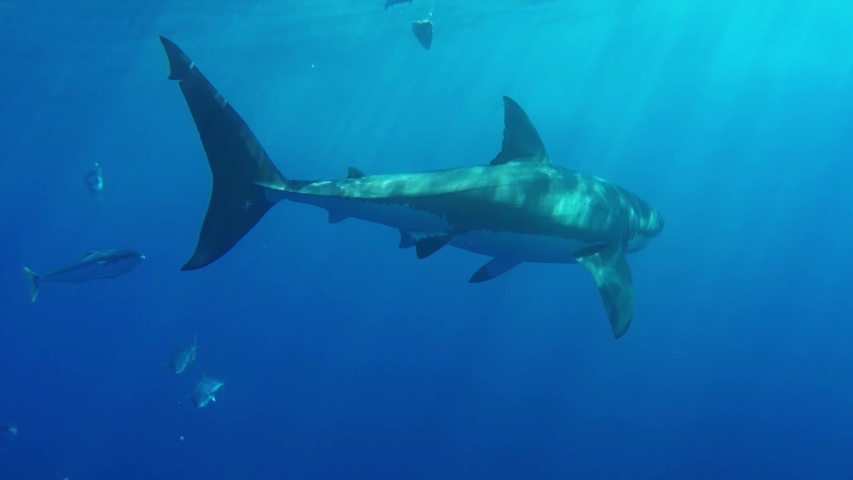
159,36,665,339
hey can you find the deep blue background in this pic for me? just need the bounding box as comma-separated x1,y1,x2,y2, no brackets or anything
2,1,852,479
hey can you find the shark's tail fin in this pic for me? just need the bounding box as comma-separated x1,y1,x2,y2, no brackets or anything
22,267,40,303
159,36,290,271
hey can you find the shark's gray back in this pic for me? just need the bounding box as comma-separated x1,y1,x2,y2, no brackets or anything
285,161,653,250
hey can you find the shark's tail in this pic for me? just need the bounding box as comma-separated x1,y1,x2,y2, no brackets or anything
159,36,290,271
22,267,40,303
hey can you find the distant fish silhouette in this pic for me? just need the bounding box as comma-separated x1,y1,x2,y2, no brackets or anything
168,334,198,374
0,421,17,452
22,249,146,302
385,0,413,11
190,375,224,408
412,19,433,50
84,163,104,198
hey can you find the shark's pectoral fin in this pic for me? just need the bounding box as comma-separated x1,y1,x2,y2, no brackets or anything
327,211,347,224
575,246,634,339
346,167,365,179
469,257,521,283
490,97,550,166
398,230,415,249
414,234,452,259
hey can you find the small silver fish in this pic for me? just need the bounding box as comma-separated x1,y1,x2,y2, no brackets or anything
23,249,145,302
190,375,224,408
168,334,198,374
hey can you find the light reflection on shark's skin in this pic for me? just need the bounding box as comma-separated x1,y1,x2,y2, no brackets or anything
158,37,664,339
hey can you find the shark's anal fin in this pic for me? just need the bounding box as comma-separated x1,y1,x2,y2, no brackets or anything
347,167,365,179
468,257,521,283
490,97,549,166
414,234,452,259
575,246,634,339
398,230,415,249
328,211,347,224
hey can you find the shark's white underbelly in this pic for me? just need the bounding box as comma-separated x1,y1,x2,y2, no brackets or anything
277,191,592,264
449,230,585,263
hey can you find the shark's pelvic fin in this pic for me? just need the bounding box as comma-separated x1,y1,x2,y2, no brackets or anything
159,36,289,271
22,267,40,303
468,257,522,283
327,211,347,224
415,234,452,259
398,230,415,249
490,97,550,166
575,246,634,339
347,167,365,179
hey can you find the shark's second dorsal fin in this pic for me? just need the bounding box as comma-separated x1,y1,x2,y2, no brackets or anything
490,96,549,166
347,167,365,179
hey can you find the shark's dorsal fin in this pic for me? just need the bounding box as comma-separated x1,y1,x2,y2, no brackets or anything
490,97,549,166
347,167,365,179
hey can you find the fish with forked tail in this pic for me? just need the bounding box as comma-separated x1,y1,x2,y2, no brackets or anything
23,249,145,302
190,375,224,408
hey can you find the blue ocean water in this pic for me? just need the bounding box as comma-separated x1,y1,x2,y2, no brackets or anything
2,0,852,478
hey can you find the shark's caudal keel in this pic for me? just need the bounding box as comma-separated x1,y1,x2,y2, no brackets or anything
159,36,664,339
